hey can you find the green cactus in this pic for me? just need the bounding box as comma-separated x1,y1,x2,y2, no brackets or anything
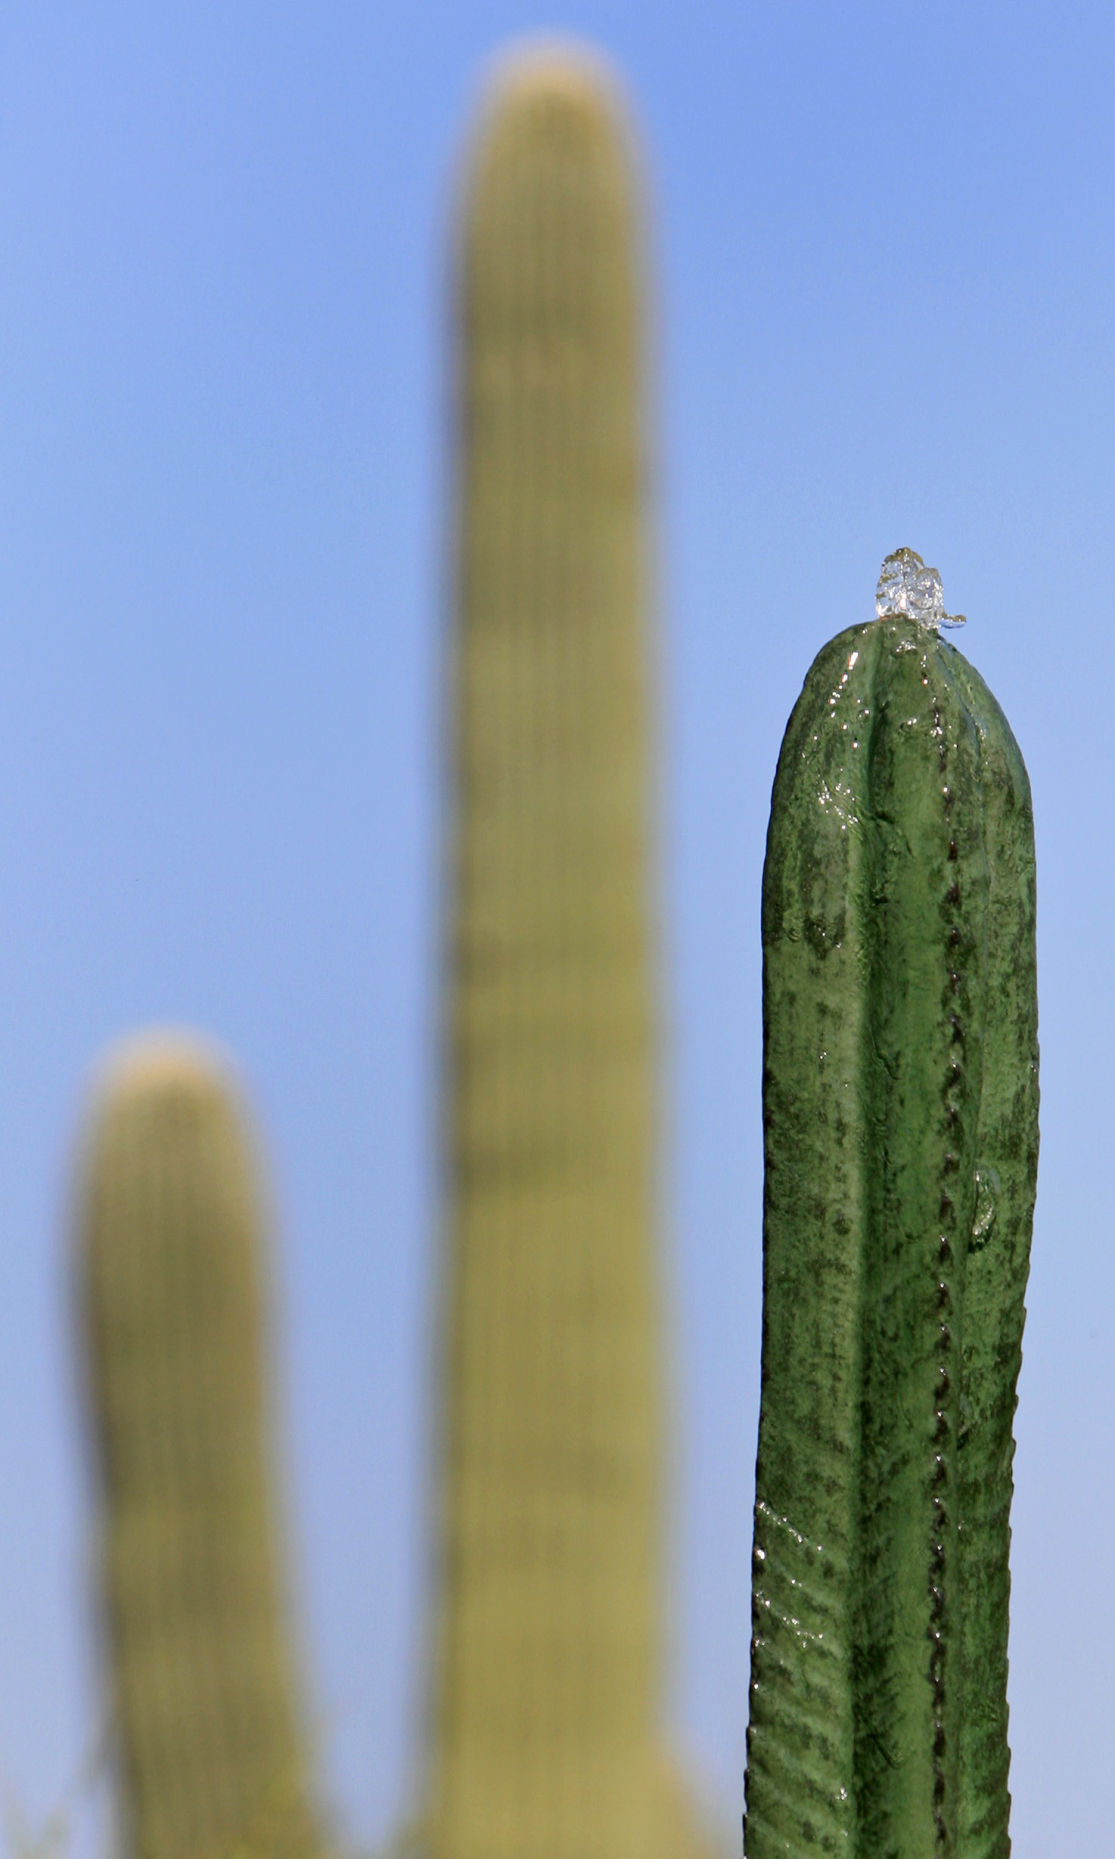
428,43,666,1859
77,1032,324,1859
744,552,1039,1857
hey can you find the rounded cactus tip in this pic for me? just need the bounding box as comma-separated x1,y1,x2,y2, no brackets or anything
476,33,630,124
86,1026,242,1112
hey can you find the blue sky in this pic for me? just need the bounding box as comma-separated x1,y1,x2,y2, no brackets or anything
2,4,1113,1855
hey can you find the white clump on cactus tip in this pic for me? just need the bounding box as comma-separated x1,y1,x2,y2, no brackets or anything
875,547,966,630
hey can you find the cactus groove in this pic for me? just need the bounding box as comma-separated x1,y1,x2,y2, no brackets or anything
745,616,1039,1857
428,44,666,1859
78,1033,323,1859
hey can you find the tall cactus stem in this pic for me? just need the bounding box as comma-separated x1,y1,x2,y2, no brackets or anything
428,42,664,1859
745,568,1039,1858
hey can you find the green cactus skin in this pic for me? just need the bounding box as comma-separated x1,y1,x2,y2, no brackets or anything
77,1033,323,1859
744,615,1039,1857
428,45,665,1859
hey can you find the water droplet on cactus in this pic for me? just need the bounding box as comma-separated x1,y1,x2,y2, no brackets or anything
876,547,966,630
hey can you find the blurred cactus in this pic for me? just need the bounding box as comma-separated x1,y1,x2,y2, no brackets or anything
77,1032,324,1859
428,42,668,1859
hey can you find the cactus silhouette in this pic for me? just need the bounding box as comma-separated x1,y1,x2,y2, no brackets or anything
77,1032,324,1859
744,555,1039,1857
427,43,671,1859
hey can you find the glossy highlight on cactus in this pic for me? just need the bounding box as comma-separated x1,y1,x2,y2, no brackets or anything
428,42,666,1859
77,1032,324,1859
744,557,1039,1857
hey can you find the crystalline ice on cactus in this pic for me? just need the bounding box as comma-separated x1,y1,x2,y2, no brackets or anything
875,546,966,630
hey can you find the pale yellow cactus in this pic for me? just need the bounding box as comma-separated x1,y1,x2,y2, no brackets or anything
428,41,666,1859
77,1032,325,1859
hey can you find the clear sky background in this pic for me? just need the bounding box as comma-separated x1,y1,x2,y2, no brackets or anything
1,4,1113,1856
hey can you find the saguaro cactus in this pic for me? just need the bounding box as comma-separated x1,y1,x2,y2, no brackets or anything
77,1032,323,1859
744,552,1039,1857
429,43,664,1859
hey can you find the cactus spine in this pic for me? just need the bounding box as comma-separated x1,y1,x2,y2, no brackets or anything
78,1033,323,1859
429,45,663,1859
744,562,1039,1857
